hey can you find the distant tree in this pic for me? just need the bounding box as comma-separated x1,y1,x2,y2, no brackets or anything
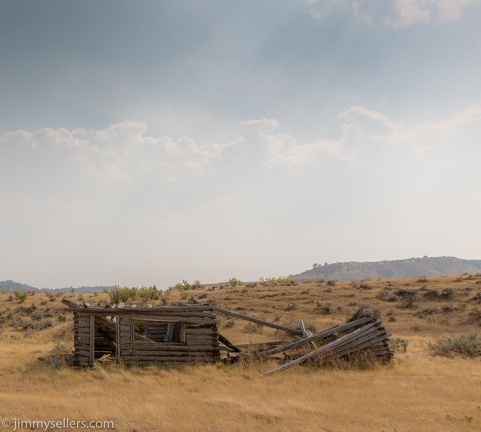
175,280,191,291
14,290,27,303
192,280,202,289
228,277,242,287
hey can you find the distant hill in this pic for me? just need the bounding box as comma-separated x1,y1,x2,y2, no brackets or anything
292,256,481,282
0,280,112,293
0,280,37,292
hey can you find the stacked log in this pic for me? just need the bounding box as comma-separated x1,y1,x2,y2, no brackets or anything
65,302,220,366
212,308,393,376
121,322,219,365
260,313,392,377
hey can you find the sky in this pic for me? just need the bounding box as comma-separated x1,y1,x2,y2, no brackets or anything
1,0,481,289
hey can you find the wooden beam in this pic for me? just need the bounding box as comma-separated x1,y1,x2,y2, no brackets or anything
218,333,241,352
62,298,80,308
70,305,215,313
266,316,372,356
89,314,95,366
210,306,302,335
236,341,286,350
299,319,317,349
95,315,116,330
260,322,378,377
299,320,308,338
94,322,117,351
115,316,121,363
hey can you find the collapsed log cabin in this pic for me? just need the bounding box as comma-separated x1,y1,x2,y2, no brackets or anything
64,302,220,366
63,300,394,374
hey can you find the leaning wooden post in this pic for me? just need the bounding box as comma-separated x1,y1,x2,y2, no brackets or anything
115,316,121,363
89,314,95,366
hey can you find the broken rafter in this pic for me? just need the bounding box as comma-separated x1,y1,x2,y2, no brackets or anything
94,322,117,351
261,320,388,377
218,333,241,352
266,316,372,356
210,305,303,336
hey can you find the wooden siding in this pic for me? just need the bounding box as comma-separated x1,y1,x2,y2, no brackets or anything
72,306,219,366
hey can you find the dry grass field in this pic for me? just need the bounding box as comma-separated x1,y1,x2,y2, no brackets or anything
1,274,481,431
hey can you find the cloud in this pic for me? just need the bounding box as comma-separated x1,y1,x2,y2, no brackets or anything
351,0,374,24
309,9,322,19
2,106,480,188
0,121,240,185
337,0,479,28
239,118,280,134
338,104,481,156
0,129,35,147
390,0,480,28
264,135,345,169
437,0,477,22
303,0,333,21
240,117,347,169
386,0,433,28
240,104,481,169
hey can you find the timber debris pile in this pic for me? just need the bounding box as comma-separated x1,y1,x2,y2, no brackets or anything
210,306,393,376
63,300,393,375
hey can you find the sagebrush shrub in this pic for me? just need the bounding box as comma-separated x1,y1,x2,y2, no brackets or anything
31,310,44,321
390,337,409,352
428,332,481,358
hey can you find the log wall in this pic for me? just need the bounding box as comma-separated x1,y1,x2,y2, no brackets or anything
72,306,219,366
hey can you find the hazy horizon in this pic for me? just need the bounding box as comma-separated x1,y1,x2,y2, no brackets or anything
1,1,481,289
2,254,481,290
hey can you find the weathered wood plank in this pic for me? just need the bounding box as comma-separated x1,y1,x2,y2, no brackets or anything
324,334,391,361
89,314,95,366
185,338,218,344
187,341,219,347
121,356,216,363
266,316,373,355
236,341,286,350
120,345,218,352
77,311,216,319
261,322,379,377
210,306,302,335
185,323,219,329
75,350,92,357
115,316,121,362
94,321,117,351
121,348,218,355
218,334,241,352
90,315,215,324
184,328,218,335
76,322,93,329
73,305,215,313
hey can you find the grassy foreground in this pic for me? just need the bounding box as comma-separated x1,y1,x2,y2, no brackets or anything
1,274,481,431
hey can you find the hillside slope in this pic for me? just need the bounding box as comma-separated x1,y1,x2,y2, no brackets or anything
0,280,37,292
0,280,112,293
293,256,481,281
